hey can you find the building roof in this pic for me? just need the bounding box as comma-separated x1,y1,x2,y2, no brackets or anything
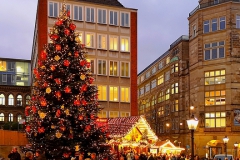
75,0,124,7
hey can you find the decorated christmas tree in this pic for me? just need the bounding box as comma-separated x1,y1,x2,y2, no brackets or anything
24,4,112,160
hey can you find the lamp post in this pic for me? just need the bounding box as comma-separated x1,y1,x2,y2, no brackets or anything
187,114,199,160
222,136,229,159
234,142,238,159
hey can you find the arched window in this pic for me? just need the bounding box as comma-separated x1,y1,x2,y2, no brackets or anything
17,95,22,106
0,94,5,105
26,95,31,105
8,94,14,105
17,115,22,122
9,113,13,122
0,113,4,121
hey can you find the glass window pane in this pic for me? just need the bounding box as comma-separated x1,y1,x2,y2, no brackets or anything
205,50,210,60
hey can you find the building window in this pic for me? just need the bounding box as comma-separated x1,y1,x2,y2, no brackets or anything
26,95,30,105
158,92,165,103
121,62,129,77
17,95,22,106
171,63,178,73
9,113,13,122
0,113,4,121
121,87,130,102
214,0,219,4
109,35,118,51
205,70,225,85
151,79,156,89
8,94,14,105
109,61,118,76
172,100,179,112
166,57,170,64
2,74,7,83
8,62,15,71
145,83,150,93
120,37,129,52
151,66,156,74
139,87,144,96
165,89,170,100
97,60,106,75
98,111,107,118
49,2,58,17
121,112,130,117
86,7,94,22
165,71,170,81
121,12,129,27
212,18,217,32
204,41,225,60
98,34,107,50
219,17,226,30
158,61,163,69
192,24,196,37
205,90,226,106
98,85,107,101
17,115,22,122
109,11,118,25
109,111,119,118
157,75,164,85
109,86,118,101
98,9,106,24
151,95,157,106
237,15,240,29
73,5,83,21
158,106,164,117
0,61,7,71
0,94,5,105
86,33,95,48
204,20,210,33
145,71,150,79
171,83,179,94
205,112,226,128
86,59,95,74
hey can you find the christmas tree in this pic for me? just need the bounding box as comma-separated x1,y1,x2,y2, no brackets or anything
24,4,112,160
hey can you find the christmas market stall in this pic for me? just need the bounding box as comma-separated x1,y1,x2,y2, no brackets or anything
106,115,158,154
150,140,185,155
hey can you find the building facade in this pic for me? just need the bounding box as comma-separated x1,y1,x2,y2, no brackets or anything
138,0,240,158
0,58,31,128
32,0,138,118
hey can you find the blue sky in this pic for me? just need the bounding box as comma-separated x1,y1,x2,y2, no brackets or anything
0,0,199,73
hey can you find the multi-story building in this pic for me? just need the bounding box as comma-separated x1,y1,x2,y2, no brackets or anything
0,58,31,128
138,0,240,158
32,0,138,118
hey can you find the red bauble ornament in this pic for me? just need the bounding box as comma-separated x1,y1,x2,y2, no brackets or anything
56,109,61,117
43,82,48,88
85,125,91,132
64,86,71,93
89,77,94,84
78,115,84,120
64,29,70,36
50,34,59,41
80,60,86,66
69,23,76,30
55,91,61,99
40,50,47,60
80,84,88,92
38,127,45,133
67,10,70,17
81,99,87,106
25,125,31,133
32,106,37,113
40,100,47,107
74,99,80,106
86,62,91,68
56,44,61,51
90,114,94,119
55,19,63,26
37,60,43,67
50,65,56,71
74,51,79,57
25,106,30,116
54,78,61,85
63,60,70,67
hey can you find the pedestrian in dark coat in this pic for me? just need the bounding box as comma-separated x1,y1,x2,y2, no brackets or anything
8,147,21,160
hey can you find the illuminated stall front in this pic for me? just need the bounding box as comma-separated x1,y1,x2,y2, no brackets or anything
151,140,185,155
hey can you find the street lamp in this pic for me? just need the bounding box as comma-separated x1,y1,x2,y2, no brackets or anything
234,142,238,159
187,114,199,160
222,136,229,159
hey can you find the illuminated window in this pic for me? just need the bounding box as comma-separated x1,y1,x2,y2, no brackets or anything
171,63,178,73
121,112,130,117
158,106,164,117
76,31,83,44
121,12,129,27
205,112,226,128
9,113,13,122
86,7,94,22
17,115,22,122
48,2,58,17
98,85,107,101
109,61,118,76
98,34,107,49
121,62,129,77
204,41,225,60
73,5,83,21
0,61,7,71
109,86,118,101
98,9,106,24
120,87,129,102
151,95,157,106
145,99,150,112
120,37,129,52
8,94,14,105
165,89,170,100
172,100,179,112
157,75,164,85
0,94,5,105
86,33,95,48
109,35,118,50
205,90,225,106
26,95,30,105
0,113,4,121
98,111,107,118
205,69,225,85
97,60,106,75
158,92,165,103
109,10,118,25
166,57,170,64
171,83,179,94
109,111,119,118
17,95,22,106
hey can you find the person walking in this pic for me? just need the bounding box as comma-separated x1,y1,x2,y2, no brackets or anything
8,147,21,160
